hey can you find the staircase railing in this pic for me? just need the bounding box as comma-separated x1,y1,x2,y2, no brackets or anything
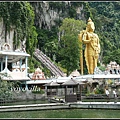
33,49,65,77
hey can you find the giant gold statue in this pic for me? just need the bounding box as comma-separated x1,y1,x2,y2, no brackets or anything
79,17,100,74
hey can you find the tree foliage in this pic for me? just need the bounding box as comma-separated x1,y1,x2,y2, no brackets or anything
58,18,86,75
30,2,120,75
0,73,14,99
1,2,120,76
0,2,38,72
88,2,120,65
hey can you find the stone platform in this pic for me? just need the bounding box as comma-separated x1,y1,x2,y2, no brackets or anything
0,102,120,112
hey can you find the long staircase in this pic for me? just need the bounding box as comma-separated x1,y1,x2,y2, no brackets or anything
33,49,65,77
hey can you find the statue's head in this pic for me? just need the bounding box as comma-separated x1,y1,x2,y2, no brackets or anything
86,17,95,32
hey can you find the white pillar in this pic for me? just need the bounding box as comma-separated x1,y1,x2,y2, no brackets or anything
5,55,8,72
45,86,47,96
20,59,22,71
1,58,3,71
25,56,28,77
25,83,28,91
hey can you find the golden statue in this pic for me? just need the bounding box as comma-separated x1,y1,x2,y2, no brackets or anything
79,17,100,74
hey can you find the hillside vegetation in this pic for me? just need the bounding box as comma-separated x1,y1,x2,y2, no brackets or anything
0,1,120,76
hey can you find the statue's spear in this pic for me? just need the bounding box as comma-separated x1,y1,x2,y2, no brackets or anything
78,30,84,75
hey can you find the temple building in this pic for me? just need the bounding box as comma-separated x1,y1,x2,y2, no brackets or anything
106,61,120,74
0,43,30,89
31,67,46,80
69,69,80,77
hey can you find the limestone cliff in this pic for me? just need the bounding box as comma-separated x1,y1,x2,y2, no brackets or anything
30,1,85,30
0,1,85,51
0,18,15,50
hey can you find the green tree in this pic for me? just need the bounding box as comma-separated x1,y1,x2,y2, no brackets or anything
0,2,38,72
0,73,14,100
58,18,86,76
89,2,120,65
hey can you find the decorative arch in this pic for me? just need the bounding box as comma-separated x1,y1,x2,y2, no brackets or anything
2,43,11,51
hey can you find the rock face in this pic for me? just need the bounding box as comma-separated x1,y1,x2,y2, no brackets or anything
31,2,85,29
0,18,14,51
0,2,85,51
0,18,25,51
